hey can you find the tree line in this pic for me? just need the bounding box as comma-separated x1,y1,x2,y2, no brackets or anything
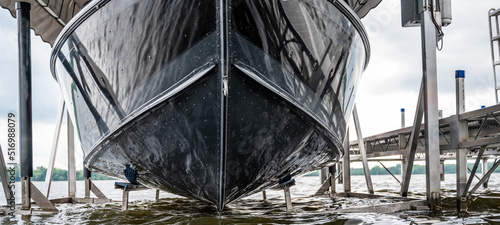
306,162,500,176
1,165,115,182
352,162,500,176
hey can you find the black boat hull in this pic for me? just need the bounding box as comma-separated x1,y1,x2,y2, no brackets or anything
51,0,369,210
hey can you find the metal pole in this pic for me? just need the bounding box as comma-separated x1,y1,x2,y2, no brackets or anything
320,168,328,184
329,165,336,196
45,100,65,198
284,186,292,211
401,108,405,128
378,161,401,184
401,108,407,184
440,159,445,181
483,157,489,188
421,0,441,211
353,105,374,194
84,166,91,198
17,1,32,211
68,111,76,197
455,70,468,211
337,162,343,184
343,129,351,193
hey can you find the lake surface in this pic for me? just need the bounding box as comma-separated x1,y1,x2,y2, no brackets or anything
1,173,500,224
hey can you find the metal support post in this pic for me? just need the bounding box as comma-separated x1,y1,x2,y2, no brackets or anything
454,70,469,211
68,111,76,197
21,177,31,210
421,0,441,211
401,155,407,184
440,159,445,181
122,190,129,211
17,1,32,211
482,157,489,188
84,166,91,198
400,108,407,184
262,191,267,200
320,168,328,184
329,166,336,196
337,162,343,184
45,100,65,198
155,189,160,202
401,108,406,128
284,186,292,211
343,129,351,193
353,105,373,194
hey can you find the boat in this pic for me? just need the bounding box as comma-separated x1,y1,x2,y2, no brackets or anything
49,0,370,210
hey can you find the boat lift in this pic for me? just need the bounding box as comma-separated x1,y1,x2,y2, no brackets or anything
2,0,500,215
314,2,500,213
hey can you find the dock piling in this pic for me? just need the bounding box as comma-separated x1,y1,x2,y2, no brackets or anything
17,1,32,211
420,0,442,211
343,130,351,193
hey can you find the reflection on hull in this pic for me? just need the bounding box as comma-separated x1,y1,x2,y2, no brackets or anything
51,0,369,210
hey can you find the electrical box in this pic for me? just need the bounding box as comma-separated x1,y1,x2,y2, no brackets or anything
401,0,452,28
401,0,420,27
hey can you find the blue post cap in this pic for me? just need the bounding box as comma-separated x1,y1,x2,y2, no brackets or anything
455,70,465,78
401,108,405,112
481,105,486,109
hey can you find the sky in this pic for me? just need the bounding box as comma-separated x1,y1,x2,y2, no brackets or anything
0,0,498,172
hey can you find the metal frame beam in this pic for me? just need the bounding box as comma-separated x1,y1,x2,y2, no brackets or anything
0,144,13,205
468,158,500,198
44,100,65,198
401,83,424,197
353,105,373,194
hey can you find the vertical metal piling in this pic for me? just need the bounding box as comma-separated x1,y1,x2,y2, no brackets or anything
337,162,343,184
482,157,489,188
17,1,32,211
440,160,445,181
455,70,468,211
84,166,91,198
320,168,328,184
284,186,292,211
122,190,129,210
400,108,407,183
68,112,76,197
420,0,441,210
329,165,336,196
343,129,351,193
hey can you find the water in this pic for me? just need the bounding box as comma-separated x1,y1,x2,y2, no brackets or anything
1,174,500,224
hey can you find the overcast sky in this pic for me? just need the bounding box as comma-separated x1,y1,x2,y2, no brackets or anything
0,0,498,171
